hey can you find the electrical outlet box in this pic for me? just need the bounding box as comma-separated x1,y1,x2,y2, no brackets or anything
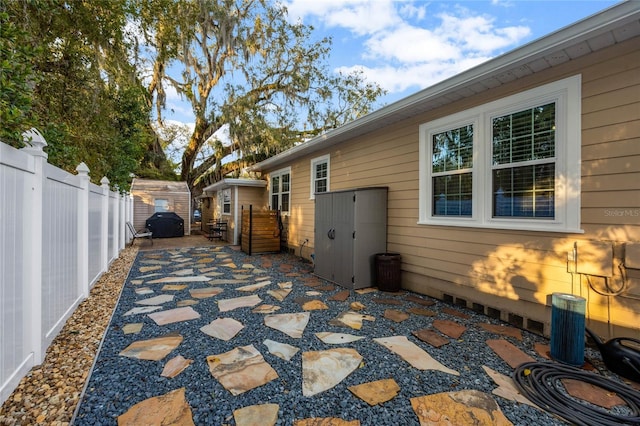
625,242,640,269
575,241,613,277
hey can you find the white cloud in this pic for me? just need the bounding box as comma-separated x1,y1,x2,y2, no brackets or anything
363,24,460,63
286,1,531,95
337,53,490,95
437,13,530,53
284,0,401,35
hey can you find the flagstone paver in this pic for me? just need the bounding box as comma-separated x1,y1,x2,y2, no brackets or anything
372,297,403,305
233,403,279,426
482,365,537,407
176,299,199,307
237,281,272,292
477,323,523,341
119,333,183,361
147,275,211,284
315,332,365,344
407,307,436,317
135,294,174,305
122,323,143,335
123,306,162,316
162,284,188,291
412,328,450,348
252,304,281,314
302,299,329,310
200,318,244,341
384,309,409,322
486,339,535,368
295,418,360,426
148,306,201,325
348,378,400,405
189,286,224,299
117,388,194,426
264,312,310,338
172,268,194,275
263,339,299,361
404,295,435,306
218,294,262,311
349,302,366,311
329,311,375,330
207,344,278,395
410,390,513,426
161,355,193,378
433,319,467,339
562,378,626,408
329,290,350,301
373,336,459,375
302,348,363,397
441,307,471,319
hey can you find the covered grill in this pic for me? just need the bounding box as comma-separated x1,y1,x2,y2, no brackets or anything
145,212,184,238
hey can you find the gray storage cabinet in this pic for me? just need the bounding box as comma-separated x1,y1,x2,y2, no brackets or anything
314,187,387,289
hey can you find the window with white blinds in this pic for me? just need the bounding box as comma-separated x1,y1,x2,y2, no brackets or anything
419,75,582,233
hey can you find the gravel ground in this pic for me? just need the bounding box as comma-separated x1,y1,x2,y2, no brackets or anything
0,246,138,426
70,246,570,426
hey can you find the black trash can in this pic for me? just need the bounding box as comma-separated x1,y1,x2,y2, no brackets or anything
375,253,401,292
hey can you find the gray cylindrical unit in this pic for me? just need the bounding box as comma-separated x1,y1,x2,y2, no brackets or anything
550,293,586,366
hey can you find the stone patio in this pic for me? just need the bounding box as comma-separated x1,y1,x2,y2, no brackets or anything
70,238,632,425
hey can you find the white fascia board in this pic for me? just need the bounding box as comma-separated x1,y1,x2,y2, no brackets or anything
202,178,266,194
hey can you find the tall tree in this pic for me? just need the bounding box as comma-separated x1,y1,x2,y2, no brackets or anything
2,0,170,190
136,0,384,191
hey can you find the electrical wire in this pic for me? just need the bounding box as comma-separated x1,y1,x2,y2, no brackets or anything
513,361,640,426
585,263,627,297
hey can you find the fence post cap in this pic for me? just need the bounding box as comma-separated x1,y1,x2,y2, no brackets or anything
21,128,48,158
76,162,90,175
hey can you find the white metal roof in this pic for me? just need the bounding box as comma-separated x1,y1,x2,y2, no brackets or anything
202,178,267,195
250,1,640,172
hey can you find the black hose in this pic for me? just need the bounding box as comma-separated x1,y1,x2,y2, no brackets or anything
512,361,640,426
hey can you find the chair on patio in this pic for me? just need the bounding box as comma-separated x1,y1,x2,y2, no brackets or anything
126,222,153,246
207,220,227,241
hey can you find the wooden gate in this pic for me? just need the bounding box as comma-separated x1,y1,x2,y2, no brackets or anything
241,206,280,255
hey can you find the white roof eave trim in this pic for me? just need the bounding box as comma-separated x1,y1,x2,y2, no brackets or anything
202,178,267,193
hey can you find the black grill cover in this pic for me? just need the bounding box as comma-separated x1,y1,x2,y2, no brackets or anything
145,212,184,238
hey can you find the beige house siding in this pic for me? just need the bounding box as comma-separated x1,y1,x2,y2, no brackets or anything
260,36,639,339
231,186,267,244
131,179,191,235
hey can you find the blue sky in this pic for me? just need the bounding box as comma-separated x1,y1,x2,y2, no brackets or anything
162,0,620,126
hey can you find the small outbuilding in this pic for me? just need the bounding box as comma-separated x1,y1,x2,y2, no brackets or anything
201,178,268,245
131,178,191,235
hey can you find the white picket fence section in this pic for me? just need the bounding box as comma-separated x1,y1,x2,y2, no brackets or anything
0,130,133,404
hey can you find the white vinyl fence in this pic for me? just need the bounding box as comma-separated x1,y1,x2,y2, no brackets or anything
0,129,133,404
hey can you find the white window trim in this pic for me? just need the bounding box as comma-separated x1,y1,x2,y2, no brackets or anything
310,154,330,199
418,75,582,233
270,166,291,215
221,188,231,216
154,198,169,212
